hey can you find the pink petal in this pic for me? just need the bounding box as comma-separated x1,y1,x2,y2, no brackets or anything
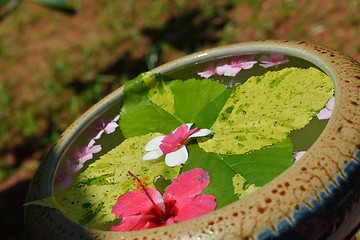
56,174,74,189
164,146,188,166
173,123,191,137
90,144,102,154
87,139,96,148
112,188,164,218
216,64,241,76
317,107,332,120
104,122,119,134
109,215,158,232
77,153,93,164
160,124,199,154
197,64,216,78
197,69,216,78
326,97,335,110
172,194,216,223
294,151,306,161
241,61,258,69
163,168,210,200
259,62,277,68
259,54,289,68
55,160,83,189
112,114,120,122
93,129,105,140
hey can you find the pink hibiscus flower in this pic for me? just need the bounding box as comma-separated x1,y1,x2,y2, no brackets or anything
73,139,102,164
216,57,257,76
55,159,83,189
197,64,216,78
317,97,335,120
142,123,213,167
109,168,216,232
259,53,289,68
93,115,120,140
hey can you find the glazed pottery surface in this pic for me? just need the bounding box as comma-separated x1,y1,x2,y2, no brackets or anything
25,40,360,239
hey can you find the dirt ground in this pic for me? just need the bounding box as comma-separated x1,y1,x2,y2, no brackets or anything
0,0,359,239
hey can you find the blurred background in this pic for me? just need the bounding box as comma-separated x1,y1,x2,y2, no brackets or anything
0,0,359,239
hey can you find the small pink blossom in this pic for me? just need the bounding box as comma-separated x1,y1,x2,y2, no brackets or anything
110,168,216,232
142,123,213,167
259,53,289,68
73,139,102,164
55,160,83,189
317,97,335,120
216,57,257,76
197,64,216,78
294,151,306,162
93,115,120,140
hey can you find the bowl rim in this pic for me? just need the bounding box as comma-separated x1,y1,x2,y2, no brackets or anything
25,40,360,240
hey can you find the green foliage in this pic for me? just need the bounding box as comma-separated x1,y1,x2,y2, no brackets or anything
119,73,228,137
0,0,12,8
31,0,77,13
14,109,39,137
182,139,293,208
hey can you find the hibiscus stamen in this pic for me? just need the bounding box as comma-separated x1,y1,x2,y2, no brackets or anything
127,171,166,222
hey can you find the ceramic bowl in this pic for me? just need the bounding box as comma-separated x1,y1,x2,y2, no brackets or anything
25,40,360,239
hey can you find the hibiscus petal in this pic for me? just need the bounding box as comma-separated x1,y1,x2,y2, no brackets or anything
259,62,276,68
112,188,164,218
142,149,164,160
77,153,93,164
104,122,119,134
317,107,332,120
173,123,190,136
109,215,152,232
93,129,105,140
87,139,96,147
326,96,335,110
56,175,74,189
90,144,102,154
172,194,216,223
216,64,241,76
197,69,216,78
164,146,188,167
112,114,120,122
294,151,306,161
144,136,164,151
190,128,213,138
163,168,210,200
241,61,257,69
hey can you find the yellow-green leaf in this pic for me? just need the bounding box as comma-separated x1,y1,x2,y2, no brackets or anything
199,67,333,154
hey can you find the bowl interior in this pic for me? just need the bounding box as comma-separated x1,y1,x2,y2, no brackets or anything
53,49,334,231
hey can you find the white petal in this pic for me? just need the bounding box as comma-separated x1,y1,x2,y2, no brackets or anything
145,136,164,151
190,128,213,138
185,123,193,130
143,149,163,160
165,146,188,167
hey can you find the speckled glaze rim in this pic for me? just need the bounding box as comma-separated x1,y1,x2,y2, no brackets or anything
25,40,360,240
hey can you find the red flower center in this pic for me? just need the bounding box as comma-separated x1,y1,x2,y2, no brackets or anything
128,171,178,224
